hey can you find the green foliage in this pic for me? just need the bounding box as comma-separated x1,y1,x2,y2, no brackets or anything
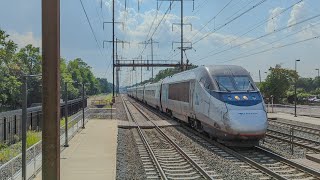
259,64,298,103
0,131,40,163
26,131,41,148
97,78,112,93
0,30,21,108
67,58,101,96
0,29,107,110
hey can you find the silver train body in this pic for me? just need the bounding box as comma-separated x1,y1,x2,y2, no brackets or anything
127,65,267,145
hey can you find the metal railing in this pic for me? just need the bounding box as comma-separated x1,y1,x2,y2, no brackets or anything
0,109,90,180
0,98,87,145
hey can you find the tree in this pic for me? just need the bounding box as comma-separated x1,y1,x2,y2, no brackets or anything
16,44,42,105
0,30,21,107
67,58,101,96
296,78,314,92
259,64,298,103
0,28,105,111
97,78,112,93
60,58,79,100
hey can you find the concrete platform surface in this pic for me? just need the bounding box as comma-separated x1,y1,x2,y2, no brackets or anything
292,158,320,172
34,119,117,180
268,113,320,126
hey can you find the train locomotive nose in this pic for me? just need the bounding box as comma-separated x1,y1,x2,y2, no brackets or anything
224,110,268,136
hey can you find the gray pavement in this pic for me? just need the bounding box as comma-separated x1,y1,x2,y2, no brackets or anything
268,112,320,126
34,119,118,180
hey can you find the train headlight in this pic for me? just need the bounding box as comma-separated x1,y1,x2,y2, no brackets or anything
234,95,240,100
227,96,232,100
243,96,248,100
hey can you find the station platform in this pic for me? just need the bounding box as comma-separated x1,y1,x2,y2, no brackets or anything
34,119,118,180
268,112,320,126
118,119,179,128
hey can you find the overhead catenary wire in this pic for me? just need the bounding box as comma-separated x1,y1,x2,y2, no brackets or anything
218,21,320,63
220,35,320,63
79,0,105,58
194,12,320,63
190,0,235,40
137,1,175,58
193,0,304,62
192,0,268,45
80,0,113,78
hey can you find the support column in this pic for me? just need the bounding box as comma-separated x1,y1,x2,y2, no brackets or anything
42,0,60,179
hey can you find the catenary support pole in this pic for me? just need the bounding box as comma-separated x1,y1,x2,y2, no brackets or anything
180,0,184,71
112,0,115,99
151,38,154,81
22,77,27,180
42,0,61,179
116,38,119,96
294,59,300,117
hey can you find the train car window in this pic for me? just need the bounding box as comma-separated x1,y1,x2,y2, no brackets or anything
145,90,156,97
215,76,235,91
234,76,255,91
168,82,190,102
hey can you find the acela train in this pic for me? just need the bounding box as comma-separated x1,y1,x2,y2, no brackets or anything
127,65,267,146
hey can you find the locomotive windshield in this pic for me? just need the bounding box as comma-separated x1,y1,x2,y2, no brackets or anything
215,76,255,92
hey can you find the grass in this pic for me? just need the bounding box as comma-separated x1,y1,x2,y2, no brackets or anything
60,116,79,129
104,93,113,108
0,131,41,163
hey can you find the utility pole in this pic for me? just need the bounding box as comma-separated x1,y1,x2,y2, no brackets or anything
151,38,154,81
259,70,262,84
316,68,319,78
116,38,119,96
159,0,194,71
21,76,27,180
141,56,143,84
112,0,115,102
103,38,129,95
64,82,69,147
294,59,300,117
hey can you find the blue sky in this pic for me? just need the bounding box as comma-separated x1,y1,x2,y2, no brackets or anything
1,0,320,86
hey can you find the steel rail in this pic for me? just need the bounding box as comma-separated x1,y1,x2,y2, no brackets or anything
255,146,320,177
266,130,320,153
130,101,213,180
269,120,320,136
267,129,320,145
121,95,167,180
128,97,319,179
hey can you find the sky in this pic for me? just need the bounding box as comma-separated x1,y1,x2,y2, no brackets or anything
1,0,320,86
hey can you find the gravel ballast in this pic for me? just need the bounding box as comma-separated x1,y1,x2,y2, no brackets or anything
116,128,146,180
164,127,259,180
115,96,146,179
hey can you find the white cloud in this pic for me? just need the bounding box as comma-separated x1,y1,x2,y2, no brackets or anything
8,31,41,48
265,7,284,33
288,2,305,28
296,23,320,40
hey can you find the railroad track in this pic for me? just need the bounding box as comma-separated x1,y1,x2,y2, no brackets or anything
178,126,320,180
269,120,320,137
127,95,320,179
266,121,320,154
121,95,218,180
